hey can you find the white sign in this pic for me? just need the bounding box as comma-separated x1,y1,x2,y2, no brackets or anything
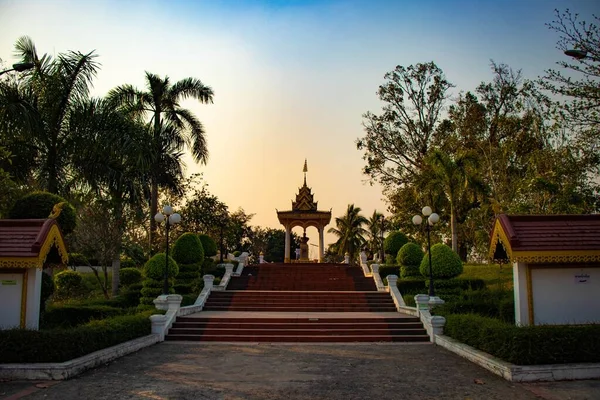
574,273,590,284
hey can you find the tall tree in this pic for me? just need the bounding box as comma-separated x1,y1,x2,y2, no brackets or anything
357,62,454,190
328,204,368,262
366,210,386,259
108,72,214,251
0,36,99,194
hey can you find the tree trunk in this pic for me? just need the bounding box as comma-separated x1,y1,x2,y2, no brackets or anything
149,178,158,254
450,203,459,254
111,258,120,297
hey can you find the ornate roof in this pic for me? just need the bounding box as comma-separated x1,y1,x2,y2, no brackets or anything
0,219,68,269
489,214,600,264
292,178,318,211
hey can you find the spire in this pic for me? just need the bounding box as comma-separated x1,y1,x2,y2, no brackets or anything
303,158,308,185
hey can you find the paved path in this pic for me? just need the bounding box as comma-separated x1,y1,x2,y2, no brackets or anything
2,342,600,400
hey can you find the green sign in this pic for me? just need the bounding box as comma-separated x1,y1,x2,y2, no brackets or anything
1,280,18,285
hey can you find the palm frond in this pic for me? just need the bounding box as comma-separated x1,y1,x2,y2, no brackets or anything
169,77,214,104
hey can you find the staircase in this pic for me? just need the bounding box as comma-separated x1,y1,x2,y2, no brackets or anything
165,263,429,343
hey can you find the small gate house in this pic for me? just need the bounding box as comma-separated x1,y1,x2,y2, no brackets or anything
0,218,68,329
489,214,600,326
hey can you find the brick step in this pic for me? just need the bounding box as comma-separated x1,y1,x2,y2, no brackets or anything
204,300,394,305
177,317,420,323
165,334,429,342
171,322,424,329
168,328,427,336
202,306,398,312
209,292,388,297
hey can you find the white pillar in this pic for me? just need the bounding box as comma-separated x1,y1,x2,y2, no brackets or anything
284,226,291,263
319,227,325,263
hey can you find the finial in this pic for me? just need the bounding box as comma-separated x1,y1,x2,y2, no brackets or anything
303,159,308,185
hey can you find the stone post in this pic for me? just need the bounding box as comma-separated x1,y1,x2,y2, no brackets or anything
284,226,291,263
259,252,265,264
344,252,350,264
359,251,367,266
203,274,215,291
414,294,430,315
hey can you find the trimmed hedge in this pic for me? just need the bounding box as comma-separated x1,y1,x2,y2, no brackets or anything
377,265,400,280
397,243,424,278
120,257,137,269
54,270,84,299
9,192,77,235
444,314,600,365
120,268,142,287
41,304,126,329
172,233,204,265
174,263,201,294
198,234,217,257
140,253,178,305
419,243,463,279
384,231,409,257
0,312,153,363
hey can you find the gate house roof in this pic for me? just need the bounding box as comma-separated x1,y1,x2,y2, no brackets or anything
489,214,600,264
0,219,68,269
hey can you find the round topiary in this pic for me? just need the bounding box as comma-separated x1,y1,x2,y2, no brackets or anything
144,253,179,280
10,192,77,235
419,243,463,279
54,270,84,299
384,231,409,257
120,267,142,286
198,234,217,257
120,257,137,269
397,243,424,267
172,233,204,265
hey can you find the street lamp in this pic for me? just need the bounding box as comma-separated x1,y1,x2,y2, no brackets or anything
0,62,35,76
412,206,440,297
154,205,181,295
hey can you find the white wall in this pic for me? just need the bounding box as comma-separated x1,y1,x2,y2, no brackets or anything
25,268,41,329
513,262,529,326
531,267,600,325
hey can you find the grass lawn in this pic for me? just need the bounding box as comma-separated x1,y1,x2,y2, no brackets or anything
460,263,513,290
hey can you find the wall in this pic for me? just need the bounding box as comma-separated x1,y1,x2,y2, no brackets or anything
0,272,24,329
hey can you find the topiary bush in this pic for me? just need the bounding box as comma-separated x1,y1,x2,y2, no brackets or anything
384,231,409,258
419,243,463,279
120,257,137,269
172,232,204,265
54,270,85,299
397,242,424,278
120,267,142,287
174,263,201,294
198,234,217,257
140,253,178,305
9,191,77,235
41,304,126,329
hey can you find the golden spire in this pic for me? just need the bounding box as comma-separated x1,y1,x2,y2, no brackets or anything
303,159,308,185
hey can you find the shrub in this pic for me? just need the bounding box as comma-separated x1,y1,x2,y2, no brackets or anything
40,271,54,312
41,304,126,329
397,279,427,295
233,250,241,257
443,314,600,365
120,267,142,287
9,191,77,234
198,234,217,257
67,253,90,267
120,257,137,269
419,243,463,279
397,242,423,266
174,263,201,294
122,243,147,266
140,253,178,305
172,232,204,265
426,278,486,291
121,283,143,307
54,270,84,299
0,312,153,363
384,231,409,257
377,265,400,280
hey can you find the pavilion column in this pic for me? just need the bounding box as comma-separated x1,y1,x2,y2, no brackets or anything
284,225,291,263
319,226,325,263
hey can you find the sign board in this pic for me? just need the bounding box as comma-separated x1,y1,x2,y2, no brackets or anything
574,273,590,284
1,280,18,285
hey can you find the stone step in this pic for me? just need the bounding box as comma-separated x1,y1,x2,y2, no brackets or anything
202,306,398,312
168,328,427,336
165,334,430,343
171,322,424,330
176,317,420,323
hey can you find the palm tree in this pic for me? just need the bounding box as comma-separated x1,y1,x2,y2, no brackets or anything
108,72,214,250
328,204,368,263
367,210,386,260
0,36,100,194
427,149,481,254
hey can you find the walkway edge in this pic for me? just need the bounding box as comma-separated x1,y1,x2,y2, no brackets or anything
0,334,160,381
435,334,600,382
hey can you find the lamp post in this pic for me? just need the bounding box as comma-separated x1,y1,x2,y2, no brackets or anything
412,206,440,297
379,215,385,263
0,62,35,76
154,205,181,295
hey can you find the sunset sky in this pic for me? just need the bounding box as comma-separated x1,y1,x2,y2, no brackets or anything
1,0,596,256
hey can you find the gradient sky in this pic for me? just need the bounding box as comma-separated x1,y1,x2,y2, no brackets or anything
1,0,597,257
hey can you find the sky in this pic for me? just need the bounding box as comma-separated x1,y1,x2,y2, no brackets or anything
1,0,598,257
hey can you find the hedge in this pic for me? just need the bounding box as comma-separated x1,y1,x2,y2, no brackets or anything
41,304,126,329
376,265,400,280
444,314,600,365
172,232,204,265
54,270,85,299
419,243,463,279
0,312,154,363
384,231,408,257
9,192,77,235
198,234,217,257
140,253,178,305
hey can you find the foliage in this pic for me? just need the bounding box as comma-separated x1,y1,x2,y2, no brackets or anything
397,243,424,267
68,253,90,268
53,270,85,299
249,227,299,263
198,233,217,257
119,267,142,287
0,312,153,363
40,271,54,312
9,192,77,234
419,243,463,279
384,231,408,257
120,257,137,269
366,210,387,260
172,232,204,265
143,253,178,281
41,304,126,329
376,265,399,280
122,242,147,267
174,263,201,294
328,204,368,262
443,314,600,365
